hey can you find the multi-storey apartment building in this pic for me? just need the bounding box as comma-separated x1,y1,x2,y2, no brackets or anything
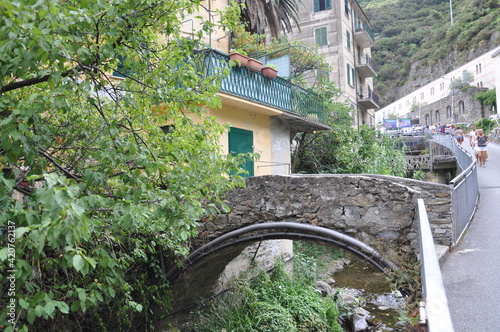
375,46,500,126
287,0,379,128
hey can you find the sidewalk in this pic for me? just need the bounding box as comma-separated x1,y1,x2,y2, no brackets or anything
441,141,500,332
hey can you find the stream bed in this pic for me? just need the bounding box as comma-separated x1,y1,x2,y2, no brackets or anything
332,257,413,331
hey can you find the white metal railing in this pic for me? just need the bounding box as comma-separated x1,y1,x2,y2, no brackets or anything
432,134,478,243
418,199,455,332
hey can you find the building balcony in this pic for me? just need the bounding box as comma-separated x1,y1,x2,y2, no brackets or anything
356,54,377,78
354,21,375,48
358,88,380,109
198,49,330,132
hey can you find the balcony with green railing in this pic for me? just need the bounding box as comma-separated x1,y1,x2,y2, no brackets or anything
196,49,329,130
354,20,375,48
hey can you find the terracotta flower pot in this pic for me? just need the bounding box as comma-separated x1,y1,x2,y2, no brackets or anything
262,66,278,79
247,58,263,72
229,52,249,67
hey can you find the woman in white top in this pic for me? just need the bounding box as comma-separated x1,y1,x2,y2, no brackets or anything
469,125,476,147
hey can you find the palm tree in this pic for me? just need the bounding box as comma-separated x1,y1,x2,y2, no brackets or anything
237,0,302,38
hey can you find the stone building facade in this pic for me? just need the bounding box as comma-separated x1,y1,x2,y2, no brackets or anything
406,86,490,126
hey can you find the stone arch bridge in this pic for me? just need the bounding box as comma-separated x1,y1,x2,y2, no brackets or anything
167,174,453,312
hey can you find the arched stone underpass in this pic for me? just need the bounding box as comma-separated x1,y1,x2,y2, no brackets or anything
166,174,454,315
166,222,411,314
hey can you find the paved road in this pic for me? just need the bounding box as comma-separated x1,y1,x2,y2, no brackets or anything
441,141,500,332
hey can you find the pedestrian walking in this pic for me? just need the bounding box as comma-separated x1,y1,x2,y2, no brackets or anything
455,126,464,145
475,129,490,167
469,125,476,147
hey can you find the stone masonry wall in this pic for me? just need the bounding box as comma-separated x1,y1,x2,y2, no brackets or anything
198,174,454,254
407,86,491,126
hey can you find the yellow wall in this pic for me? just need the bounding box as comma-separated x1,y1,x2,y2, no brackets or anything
181,0,230,53
207,103,274,177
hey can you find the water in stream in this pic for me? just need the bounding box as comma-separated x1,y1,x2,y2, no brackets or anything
332,256,413,331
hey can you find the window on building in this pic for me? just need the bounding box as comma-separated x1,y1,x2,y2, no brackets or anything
406,100,410,106
430,87,434,96
479,63,482,73
425,114,430,126
459,101,465,114
446,106,452,118
413,96,416,103
420,92,424,100
440,82,444,91
314,27,328,46
347,63,355,87
344,0,349,15
314,0,332,12
317,64,330,82
435,110,440,123
346,30,351,50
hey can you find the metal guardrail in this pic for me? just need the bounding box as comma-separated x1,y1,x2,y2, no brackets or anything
196,49,328,124
417,199,455,332
432,135,478,243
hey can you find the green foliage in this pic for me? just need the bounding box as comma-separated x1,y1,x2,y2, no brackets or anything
474,88,496,106
474,118,496,134
188,261,344,332
0,0,247,330
293,125,407,177
412,170,426,181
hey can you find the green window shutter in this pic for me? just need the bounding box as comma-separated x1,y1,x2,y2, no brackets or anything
346,31,351,50
326,0,332,10
315,27,327,46
318,64,330,82
314,0,320,12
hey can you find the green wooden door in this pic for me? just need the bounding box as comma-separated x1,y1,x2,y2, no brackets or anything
229,127,254,177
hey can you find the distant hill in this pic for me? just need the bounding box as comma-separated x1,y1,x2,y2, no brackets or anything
358,0,500,107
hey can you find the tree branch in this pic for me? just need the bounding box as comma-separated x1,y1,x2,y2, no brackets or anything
0,67,81,94
38,149,81,181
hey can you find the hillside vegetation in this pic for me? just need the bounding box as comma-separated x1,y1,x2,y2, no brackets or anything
359,0,500,106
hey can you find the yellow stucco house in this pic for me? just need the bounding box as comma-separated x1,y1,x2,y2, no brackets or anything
139,0,331,177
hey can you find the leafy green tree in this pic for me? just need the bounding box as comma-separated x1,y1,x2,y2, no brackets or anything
291,80,406,176
474,88,496,107
0,1,246,330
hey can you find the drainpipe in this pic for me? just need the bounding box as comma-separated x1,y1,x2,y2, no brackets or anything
350,1,361,130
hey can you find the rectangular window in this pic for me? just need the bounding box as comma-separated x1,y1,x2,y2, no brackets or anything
314,0,332,12
347,64,355,87
317,64,330,82
346,30,351,50
344,0,349,15
314,27,328,46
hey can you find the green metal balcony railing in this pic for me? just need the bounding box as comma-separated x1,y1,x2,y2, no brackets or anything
196,49,328,124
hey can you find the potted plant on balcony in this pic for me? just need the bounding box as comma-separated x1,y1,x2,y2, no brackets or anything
262,64,278,79
229,49,249,67
246,57,263,72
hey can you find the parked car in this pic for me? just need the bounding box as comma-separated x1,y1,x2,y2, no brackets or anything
382,128,401,137
412,125,424,136
488,114,500,120
401,127,413,136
